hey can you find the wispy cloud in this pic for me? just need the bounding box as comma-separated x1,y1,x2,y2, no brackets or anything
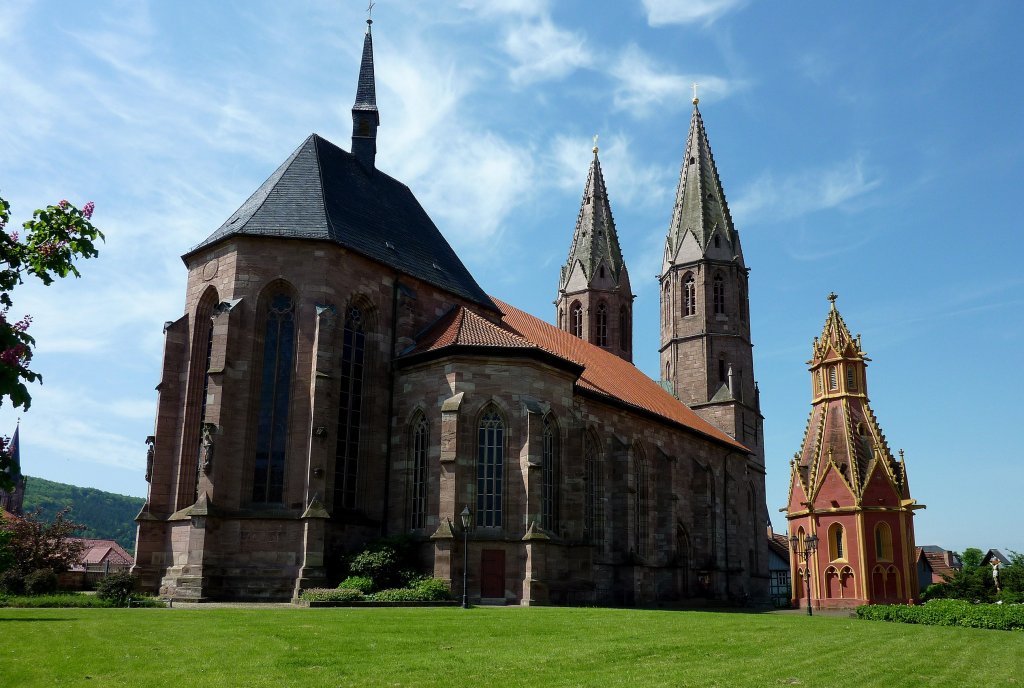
504,17,592,85
610,44,739,115
548,133,673,209
731,154,882,224
641,0,748,27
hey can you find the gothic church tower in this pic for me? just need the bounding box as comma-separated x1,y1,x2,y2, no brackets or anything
659,96,763,466
556,142,634,362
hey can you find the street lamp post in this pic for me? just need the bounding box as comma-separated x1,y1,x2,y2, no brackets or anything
460,505,472,609
789,532,819,616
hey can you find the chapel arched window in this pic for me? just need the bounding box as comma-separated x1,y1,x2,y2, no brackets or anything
335,304,366,511
541,415,558,532
410,413,428,529
252,292,295,504
476,407,504,528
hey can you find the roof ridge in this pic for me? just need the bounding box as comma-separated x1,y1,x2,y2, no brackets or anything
310,135,338,239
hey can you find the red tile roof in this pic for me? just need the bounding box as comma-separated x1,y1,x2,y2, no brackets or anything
73,538,134,567
406,298,748,452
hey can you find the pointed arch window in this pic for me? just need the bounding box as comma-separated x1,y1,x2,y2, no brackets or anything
570,301,583,339
619,306,629,351
595,302,608,347
713,274,725,315
252,292,296,504
335,304,367,511
410,413,428,530
828,522,845,561
683,274,696,316
584,433,604,546
541,415,558,531
828,366,838,391
632,447,648,557
875,522,893,561
476,407,504,528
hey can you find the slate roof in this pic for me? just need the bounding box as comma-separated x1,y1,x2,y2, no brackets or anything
663,103,743,266
184,134,495,311
559,147,627,289
353,24,378,115
404,297,749,452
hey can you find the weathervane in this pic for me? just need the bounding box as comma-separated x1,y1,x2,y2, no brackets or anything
592,133,599,154
366,1,375,25
692,82,699,105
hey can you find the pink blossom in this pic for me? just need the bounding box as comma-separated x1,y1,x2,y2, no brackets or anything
58,199,69,209
7,231,17,242
82,201,95,219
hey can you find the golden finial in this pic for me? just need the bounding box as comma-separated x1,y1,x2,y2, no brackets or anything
692,82,699,105
827,291,838,308
592,133,599,154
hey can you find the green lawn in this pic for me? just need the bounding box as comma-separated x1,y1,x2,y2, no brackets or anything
2,607,1022,687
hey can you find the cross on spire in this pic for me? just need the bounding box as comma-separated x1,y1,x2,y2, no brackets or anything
366,1,375,25
592,133,599,154
692,82,699,105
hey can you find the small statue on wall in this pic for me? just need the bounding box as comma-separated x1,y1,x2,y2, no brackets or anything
144,435,155,483
200,423,217,476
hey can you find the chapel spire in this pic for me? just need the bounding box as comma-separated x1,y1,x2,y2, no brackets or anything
351,17,380,169
555,138,634,362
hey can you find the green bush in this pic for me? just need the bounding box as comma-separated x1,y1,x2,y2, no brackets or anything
96,571,136,607
0,593,112,608
857,599,1024,631
412,577,450,601
300,587,364,602
338,575,374,594
23,568,58,595
368,587,424,602
0,569,25,595
348,547,400,586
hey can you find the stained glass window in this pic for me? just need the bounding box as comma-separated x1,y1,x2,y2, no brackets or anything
476,408,504,527
252,292,295,503
410,414,428,529
335,305,366,511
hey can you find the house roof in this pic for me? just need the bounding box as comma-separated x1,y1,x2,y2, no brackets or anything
184,133,495,311
982,549,1010,566
917,546,960,580
767,533,790,561
73,538,134,567
404,298,749,452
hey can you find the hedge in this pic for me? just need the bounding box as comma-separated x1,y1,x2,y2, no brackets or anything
856,599,1024,631
300,588,365,602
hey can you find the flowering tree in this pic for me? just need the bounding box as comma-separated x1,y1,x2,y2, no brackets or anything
1,506,85,577
0,193,103,491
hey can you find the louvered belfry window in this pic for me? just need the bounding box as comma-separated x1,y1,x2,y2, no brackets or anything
252,292,295,504
713,274,725,315
571,302,583,338
684,275,696,316
596,303,608,347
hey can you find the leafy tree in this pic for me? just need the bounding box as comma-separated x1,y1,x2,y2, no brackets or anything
5,506,85,577
0,193,103,491
960,547,983,571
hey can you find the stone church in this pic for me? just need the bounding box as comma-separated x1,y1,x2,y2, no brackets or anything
133,20,770,605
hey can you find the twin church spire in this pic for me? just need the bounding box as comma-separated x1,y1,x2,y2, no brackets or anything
556,141,634,362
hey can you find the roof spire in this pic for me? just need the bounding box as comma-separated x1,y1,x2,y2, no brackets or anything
352,10,380,169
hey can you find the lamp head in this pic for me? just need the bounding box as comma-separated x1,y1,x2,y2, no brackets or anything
460,505,472,529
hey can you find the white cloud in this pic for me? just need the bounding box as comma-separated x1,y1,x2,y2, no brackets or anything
731,154,882,224
549,133,673,209
610,44,738,115
642,0,747,26
505,17,591,85
458,0,548,17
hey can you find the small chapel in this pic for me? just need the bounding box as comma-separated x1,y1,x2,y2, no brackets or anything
785,296,924,609
133,19,770,605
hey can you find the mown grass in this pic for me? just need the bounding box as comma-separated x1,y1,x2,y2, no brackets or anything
2,606,1022,687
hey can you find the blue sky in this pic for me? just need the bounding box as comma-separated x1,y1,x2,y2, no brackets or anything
1,0,1021,554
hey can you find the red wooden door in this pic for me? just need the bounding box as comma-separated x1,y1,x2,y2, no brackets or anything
480,549,505,598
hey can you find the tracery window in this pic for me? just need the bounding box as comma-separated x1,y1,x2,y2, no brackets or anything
410,413,428,529
684,274,696,316
335,304,366,511
713,274,725,315
476,407,504,528
632,447,648,556
570,301,583,339
541,415,558,531
595,303,608,347
252,292,295,503
584,432,604,546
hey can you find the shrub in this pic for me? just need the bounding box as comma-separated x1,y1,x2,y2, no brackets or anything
0,569,24,595
412,577,450,601
96,571,136,607
338,575,374,594
857,599,1024,631
348,547,399,586
368,587,423,602
23,568,58,595
300,587,364,602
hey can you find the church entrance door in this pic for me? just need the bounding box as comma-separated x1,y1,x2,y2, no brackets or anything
481,549,505,599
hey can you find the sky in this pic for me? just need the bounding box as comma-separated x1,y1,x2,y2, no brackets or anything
1,0,1021,554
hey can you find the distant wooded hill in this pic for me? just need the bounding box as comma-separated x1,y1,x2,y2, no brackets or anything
23,476,144,552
